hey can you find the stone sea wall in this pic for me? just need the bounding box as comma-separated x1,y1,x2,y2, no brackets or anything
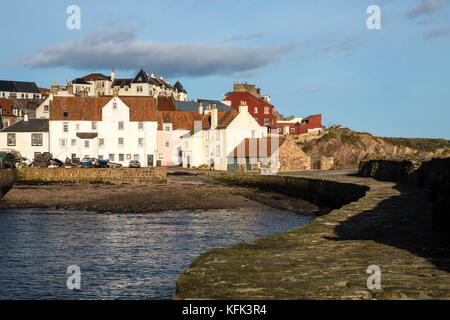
358,158,450,232
202,172,369,210
0,169,17,198
17,167,167,184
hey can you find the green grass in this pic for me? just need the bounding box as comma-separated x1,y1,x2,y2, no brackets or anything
382,137,450,152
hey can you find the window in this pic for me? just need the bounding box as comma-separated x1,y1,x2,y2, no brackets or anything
118,137,124,147
118,121,124,130
138,138,144,148
63,122,69,133
109,154,115,161
91,121,97,130
291,128,295,133
251,130,256,138
264,107,270,114
71,153,76,160
84,140,89,148
264,118,270,126
7,133,15,146
98,155,103,160
133,154,139,161
165,140,170,148
76,124,80,131
84,155,89,159
158,153,164,160
164,124,171,132
44,105,49,113
216,130,220,140
138,122,144,130
99,138,104,147
63,110,68,118
59,139,68,148
31,133,43,146
113,101,117,109
216,145,221,157
119,154,124,161
254,107,258,113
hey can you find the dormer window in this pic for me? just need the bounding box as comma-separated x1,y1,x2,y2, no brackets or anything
164,124,171,132
63,110,68,118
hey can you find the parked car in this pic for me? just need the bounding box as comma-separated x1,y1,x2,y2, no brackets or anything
95,159,109,168
129,160,141,168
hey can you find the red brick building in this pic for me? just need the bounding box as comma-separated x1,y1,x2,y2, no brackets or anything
224,91,277,129
272,114,322,135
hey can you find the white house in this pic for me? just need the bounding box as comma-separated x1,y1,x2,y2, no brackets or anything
181,102,267,170
0,80,42,99
0,117,49,161
49,96,158,166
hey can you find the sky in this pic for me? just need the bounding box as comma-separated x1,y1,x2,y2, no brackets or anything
0,0,449,139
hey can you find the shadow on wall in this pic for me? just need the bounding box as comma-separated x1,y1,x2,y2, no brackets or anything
327,183,450,273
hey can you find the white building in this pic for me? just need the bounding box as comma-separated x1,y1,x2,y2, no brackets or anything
0,117,49,161
181,102,267,170
52,68,188,101
0,80,42,99
49,96,158,166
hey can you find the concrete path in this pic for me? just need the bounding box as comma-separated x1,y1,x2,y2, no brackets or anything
175,171,450,299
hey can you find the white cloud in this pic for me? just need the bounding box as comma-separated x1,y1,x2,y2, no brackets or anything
17,28,294,78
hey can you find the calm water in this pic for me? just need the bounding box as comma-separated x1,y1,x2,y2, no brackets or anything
0,208,312,299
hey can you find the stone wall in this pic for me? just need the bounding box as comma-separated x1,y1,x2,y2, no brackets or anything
278,137,311,172
17,167,167,184
203,171,369,210
0,169,17,198
358,159,416,183
358,158,450,232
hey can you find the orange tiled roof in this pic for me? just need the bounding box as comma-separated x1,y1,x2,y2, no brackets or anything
157,96,177,111
157,111,204,130
82,73,111,81
0,98,18,116
50,96,157,122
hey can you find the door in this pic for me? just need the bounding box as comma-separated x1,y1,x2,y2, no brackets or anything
229,158,238,172
147,154,154,167
186,155,191,168
245,157,251,171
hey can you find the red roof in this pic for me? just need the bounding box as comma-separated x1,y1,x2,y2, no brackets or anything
50,96,157,122
225,91,274,109
0,98,18,116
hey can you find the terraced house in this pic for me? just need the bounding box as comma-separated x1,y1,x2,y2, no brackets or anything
181,102,267,170
49,96,158,166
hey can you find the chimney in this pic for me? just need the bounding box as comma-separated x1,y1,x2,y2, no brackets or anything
238,100,248,114
67,83,73,95
24,114,28,122
198,102,203,115
111,68,116,82
211,104,218,129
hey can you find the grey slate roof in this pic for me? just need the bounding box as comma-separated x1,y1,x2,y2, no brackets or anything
174,81,187,93
0,119,49,132
176,100,233,112
197,99,233,111
0,80,40,93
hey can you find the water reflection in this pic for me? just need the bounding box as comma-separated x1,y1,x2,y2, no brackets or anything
0,208,312,299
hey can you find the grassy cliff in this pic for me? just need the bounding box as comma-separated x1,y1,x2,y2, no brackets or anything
297,127,450,169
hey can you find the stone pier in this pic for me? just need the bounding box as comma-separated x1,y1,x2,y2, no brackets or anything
174,170,450,300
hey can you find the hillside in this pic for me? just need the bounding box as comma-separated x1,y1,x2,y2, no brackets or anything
297,127,450,169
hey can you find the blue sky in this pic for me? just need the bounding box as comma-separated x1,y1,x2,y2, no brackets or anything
0,0,449,138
